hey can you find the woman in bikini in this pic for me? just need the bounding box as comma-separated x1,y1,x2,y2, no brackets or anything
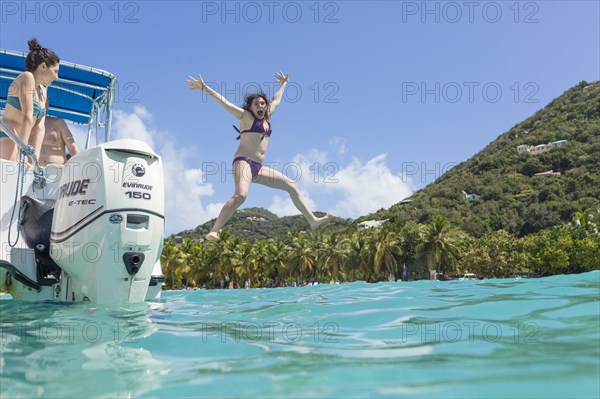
186,71,330,240
0,38,60,163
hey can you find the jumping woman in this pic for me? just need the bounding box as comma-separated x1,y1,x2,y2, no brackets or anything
186,71,330,240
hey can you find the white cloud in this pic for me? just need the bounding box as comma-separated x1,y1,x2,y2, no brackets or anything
289,149,331,191
266,149,322,217
268,195,298,216
291,148,329,166
113,107,155,148
268,190,317,217
329,136,347,156
274,150,414,219
327,154,413,217
108,106,221,234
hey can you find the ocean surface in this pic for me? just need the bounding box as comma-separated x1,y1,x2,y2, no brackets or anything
1,272,599,398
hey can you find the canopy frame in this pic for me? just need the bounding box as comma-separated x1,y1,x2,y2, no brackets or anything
0,49,117,147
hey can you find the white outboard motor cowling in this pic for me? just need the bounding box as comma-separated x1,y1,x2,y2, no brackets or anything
50,139,164,302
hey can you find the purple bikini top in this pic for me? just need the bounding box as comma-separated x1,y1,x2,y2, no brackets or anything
233,115,272,141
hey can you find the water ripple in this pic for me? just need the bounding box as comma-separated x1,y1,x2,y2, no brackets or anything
1,272,598,398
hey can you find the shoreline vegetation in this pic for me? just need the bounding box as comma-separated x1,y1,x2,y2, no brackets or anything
161,212,600,290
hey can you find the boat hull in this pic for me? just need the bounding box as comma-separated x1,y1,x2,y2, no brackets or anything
0,140,165,303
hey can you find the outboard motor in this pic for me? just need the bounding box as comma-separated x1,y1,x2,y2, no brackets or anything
19,196,61,285
49,139,164,302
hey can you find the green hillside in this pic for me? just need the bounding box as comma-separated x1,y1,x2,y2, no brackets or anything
362,81,600,237
174,81,599,241
173,207,351,242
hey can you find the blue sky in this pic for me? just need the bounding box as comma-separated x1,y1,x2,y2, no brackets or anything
2,1,598,234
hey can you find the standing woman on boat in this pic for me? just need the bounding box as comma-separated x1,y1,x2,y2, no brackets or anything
186,71,330,240
0,38,59,163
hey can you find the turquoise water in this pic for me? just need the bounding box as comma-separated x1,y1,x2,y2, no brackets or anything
1,272,599,398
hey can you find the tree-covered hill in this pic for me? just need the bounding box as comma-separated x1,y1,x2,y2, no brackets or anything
362,81,600,237
173,207,352,243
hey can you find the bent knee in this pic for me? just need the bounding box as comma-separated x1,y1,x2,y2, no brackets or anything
232,193,247,205
285,181,301,195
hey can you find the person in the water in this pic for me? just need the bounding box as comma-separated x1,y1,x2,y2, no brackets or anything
186,71,330,240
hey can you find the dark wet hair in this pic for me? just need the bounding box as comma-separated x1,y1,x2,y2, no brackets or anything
242,93,270,120
25,38,60,72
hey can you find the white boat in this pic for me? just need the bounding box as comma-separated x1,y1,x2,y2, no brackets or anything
458,273,478,281
0,50,165,302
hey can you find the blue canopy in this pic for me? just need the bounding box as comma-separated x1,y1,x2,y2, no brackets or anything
0,49,116,125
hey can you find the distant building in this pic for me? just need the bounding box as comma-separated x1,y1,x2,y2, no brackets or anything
530,144,548,154
516,140,568,154
514,129,530,138
399,199,413,205
548,140,568,149
533,170,561,176
357,219,388,231
462,190,480,202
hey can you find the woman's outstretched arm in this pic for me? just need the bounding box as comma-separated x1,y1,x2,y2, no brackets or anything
270,71,288,114
187,74,245,120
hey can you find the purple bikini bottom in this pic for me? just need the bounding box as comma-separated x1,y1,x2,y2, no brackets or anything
233,156,263,179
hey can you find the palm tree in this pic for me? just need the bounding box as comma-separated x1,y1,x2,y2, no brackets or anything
416,215,462,276
188,243,212,287
199,229,239,288
397,220,421,279
160,239,183,288
220,232,242,286
572,211,599,234
373,229,401,279
179,238,203,287
346,232,373,281
319,232,350,281
288,232,316,284
251,240,271,286
266,238,290,286
231,241,253,287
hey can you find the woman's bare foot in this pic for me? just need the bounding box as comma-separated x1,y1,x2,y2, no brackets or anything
205,231,219,241
310,215,331,230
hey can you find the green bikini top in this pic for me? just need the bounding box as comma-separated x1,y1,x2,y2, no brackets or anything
6,95,47,120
